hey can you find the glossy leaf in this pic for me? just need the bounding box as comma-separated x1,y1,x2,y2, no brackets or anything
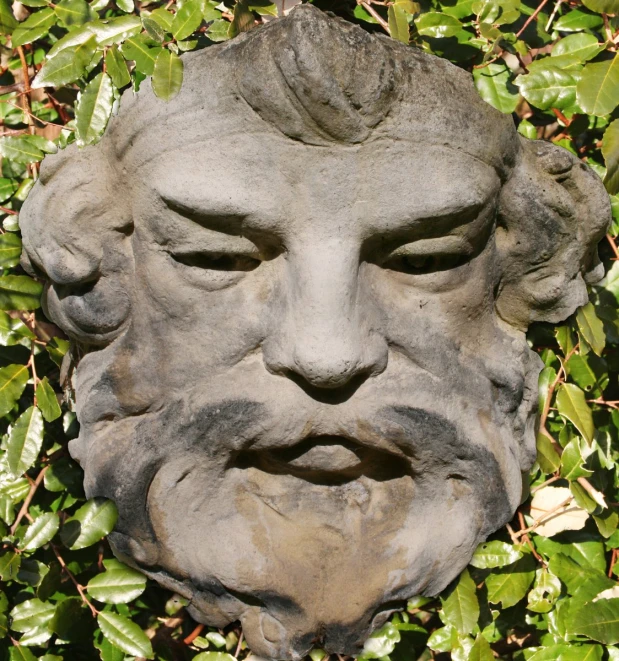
86,566,147,603
0,365,29,418
152,49,184,101
0,233,22,269
557,383,594,444
97,611,154,659
54,0,95,27
485,554,536,608
7,406,44,477
20,512,59,550
415,12,462,38
516,66,578,110
35,377,61,422
61,497,118,549
440,569,479,634
172,0,203,40
76,72,114,147
11,8,56,48
385,5,408,44
473,63,519,114
577,56,619,117
470,540,523,569
32,36,97,88
603,119,619,195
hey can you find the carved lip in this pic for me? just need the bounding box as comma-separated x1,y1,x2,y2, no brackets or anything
235,435,412,484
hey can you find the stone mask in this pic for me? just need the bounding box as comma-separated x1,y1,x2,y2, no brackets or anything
19,6,610,660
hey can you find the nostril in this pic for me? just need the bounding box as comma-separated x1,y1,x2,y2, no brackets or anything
281,366,374,404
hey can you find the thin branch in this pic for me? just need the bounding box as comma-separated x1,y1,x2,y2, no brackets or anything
9,465,49,535
357,0,390,32
516,0,551,38
51,543,100,617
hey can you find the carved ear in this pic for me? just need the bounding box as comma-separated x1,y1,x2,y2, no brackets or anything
495,138,611,330
20,143,133,345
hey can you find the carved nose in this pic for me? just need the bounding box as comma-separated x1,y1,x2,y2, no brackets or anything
263,246,387,394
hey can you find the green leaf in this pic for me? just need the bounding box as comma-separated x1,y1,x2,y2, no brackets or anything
142,16,166,42
120,34,161,75
0,551,20,581
0,178,18,203
152,49,184,102
561,436,594,480
12,8,56,47
7,406,44,477
537,432,561,473
468,635,494,661
388,4,409,43
576,302,605,357
566,353,608,396
10,598,55,632
0,276,42,311
516,66,579,111
76,72,114,147
527,567,562,613
54,0,95,27
229,0,255,38
0,364,29,418
193,654,238,661
95,637,126,661
360,622,401,659
0,138,43,165
87,566,147,603
8,647,37,661
557,383,594,444
116,0,133,12
553,9,604,31
206,18,231,42
171,0,203,41
581,0,619,13
577,56,619,118
485,554,536,608
148,7,174,32
568,598,619,644
0,0,16,34
440,569,479,635
473,63,519,114
548,32,603,68
0,233,21,269
20,512,59,550
60,497,118,549
49,596,92,642
470,540,523,569
35,377,61,422
603,119,619,195
415,12,462,37
97,611,154,659
32,35,97,88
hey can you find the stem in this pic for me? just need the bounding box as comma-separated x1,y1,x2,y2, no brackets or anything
357,0,390,32
516,0,551,38
183,624,204,645
9,465,49,535
51,543,100,617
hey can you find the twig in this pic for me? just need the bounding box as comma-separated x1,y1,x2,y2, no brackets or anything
9,465,49,534
515,496,574,537
545,0,563,32
183,624,204,645
516,0,551,38
357,0,390,32
51,543,100,617
517,511,546,565
235,631,244,657
607,234,619,260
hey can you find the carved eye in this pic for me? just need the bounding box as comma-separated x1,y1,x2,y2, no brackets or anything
382,251,466,275
173,251,261,272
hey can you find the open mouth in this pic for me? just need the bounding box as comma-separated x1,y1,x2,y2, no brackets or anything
234,435,412,485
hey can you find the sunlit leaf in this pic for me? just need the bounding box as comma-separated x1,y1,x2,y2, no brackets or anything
440,568,479,634
388,4,410,43
7,406,44,477
60,498,118,549
473,63,520,114
87,566,147,603
20,512,59,551
35,377,61,422
577,55,619,117
12,8,56,48
76,72,114,147
152,49,184,101
516,66,579,110
415,12,462,38
98,611,154,659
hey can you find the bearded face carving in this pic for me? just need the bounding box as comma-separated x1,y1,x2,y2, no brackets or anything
19,6,610,660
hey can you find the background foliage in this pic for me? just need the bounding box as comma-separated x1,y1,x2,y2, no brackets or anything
0,0,617,659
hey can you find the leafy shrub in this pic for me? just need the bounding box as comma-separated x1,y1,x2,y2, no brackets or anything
0,0,618,659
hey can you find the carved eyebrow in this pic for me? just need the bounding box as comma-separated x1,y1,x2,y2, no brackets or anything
160,194,248,237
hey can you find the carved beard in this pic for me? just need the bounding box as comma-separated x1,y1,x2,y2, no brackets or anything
68,317,539,660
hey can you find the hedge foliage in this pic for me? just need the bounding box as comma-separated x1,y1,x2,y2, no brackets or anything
0,0,618,659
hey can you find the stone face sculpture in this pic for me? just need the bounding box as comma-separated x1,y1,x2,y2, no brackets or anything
19,5,611,659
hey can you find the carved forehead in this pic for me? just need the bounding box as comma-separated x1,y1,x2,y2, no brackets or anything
98,5,519,175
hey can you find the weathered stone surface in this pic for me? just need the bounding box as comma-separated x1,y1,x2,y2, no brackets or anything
19,6,610,659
